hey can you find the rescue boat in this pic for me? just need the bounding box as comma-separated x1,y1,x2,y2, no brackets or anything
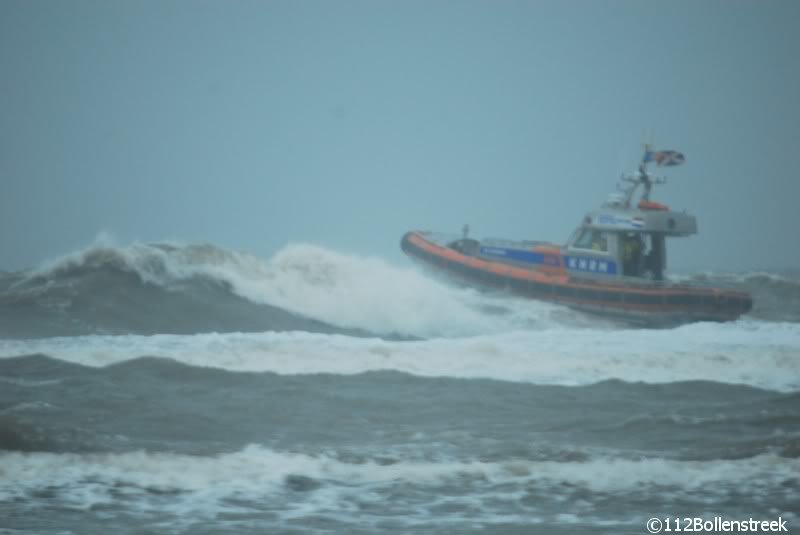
401,147,752,326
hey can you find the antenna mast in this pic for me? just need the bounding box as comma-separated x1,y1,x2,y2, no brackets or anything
617,142,671,207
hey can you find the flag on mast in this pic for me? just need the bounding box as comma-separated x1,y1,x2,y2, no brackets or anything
643,149,685,167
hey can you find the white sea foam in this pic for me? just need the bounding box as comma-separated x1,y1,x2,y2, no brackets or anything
23,239,608,337
0,446,796,521
2,320,798,391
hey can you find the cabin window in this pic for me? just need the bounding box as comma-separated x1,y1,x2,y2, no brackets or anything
573,229,608,252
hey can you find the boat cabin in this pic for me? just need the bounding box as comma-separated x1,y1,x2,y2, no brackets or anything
564,164,697,282
566,201,696,281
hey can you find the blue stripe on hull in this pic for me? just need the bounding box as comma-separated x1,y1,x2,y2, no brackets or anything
480,246,618,275
479,246,544,264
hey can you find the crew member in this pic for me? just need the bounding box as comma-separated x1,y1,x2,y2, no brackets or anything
622,233,643,276
591,231,607,252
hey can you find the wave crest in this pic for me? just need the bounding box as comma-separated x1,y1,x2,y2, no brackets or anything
6,239,605,338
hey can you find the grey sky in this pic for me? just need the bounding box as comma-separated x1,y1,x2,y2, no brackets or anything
1,0,798,271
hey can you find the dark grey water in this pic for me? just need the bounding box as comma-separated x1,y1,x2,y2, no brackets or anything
1,242,798,534
2,355,798,534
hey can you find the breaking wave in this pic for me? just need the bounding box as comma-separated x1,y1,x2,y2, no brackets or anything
1,445,796,526
2,319,798,391
0,239,610,339
1,238,797,340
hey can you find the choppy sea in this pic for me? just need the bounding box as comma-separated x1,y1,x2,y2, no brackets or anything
1,241,798,534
